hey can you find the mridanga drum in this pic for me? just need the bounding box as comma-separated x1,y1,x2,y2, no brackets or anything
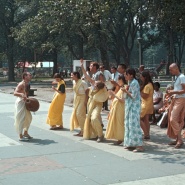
25,98,40,112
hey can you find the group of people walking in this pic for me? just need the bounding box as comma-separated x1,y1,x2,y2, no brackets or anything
13,61,185,152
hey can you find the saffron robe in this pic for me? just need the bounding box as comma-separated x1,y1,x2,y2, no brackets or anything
70,79,87,131
83,87,109,139
105,89,125,141
46,80,66,126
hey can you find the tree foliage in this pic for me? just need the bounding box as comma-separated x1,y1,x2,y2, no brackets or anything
1,0,185,81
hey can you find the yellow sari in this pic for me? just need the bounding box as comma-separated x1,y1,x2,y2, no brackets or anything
70,79,86,131
83,87,109,139
105,89,125,141
46,80,66,126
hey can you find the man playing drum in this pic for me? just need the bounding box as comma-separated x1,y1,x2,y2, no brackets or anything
14,72,33,141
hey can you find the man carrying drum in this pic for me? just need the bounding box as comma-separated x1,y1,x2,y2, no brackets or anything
14,72,33,141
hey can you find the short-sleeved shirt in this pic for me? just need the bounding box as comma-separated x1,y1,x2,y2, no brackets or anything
141,83,154,117
174,74,185,98
91,71,105,90
92,71,105,81
111,71,120,82
103,70,112,81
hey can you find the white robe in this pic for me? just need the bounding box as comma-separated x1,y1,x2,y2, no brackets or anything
14,97,32,134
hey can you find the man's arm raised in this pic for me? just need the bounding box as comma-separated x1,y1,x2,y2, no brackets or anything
80,59,95,85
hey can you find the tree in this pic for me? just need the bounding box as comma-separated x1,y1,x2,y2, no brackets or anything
150,0,185,73
0,0,40,81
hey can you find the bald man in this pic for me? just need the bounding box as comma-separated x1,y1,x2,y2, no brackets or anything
167,63,185,148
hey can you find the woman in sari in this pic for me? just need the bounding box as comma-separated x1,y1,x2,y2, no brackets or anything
122,68,144,152
70,71,88,136
105,75,127,145
46,73,66,130
80,59,108,142
83,81,109,142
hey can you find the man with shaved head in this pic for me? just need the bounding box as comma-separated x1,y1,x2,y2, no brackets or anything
167,63,185,148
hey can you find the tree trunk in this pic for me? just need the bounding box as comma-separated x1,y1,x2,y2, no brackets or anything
177,35,185,66
52,49,58,76
100,47,109,69
7,37,15,81
97,26,109,68
123,56,130,67
115,50,120,66
166,26,174,75
78,36,84,59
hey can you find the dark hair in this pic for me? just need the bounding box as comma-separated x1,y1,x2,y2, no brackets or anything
154,82,160,88
87,66,90,71
72,71,81,79
139,65,145,69
118,74,127,85
118,63,127,70
91,62,99,70
141,70,153,87
53,73,63,80
126,68,136,79
96,81,105,90
22,72,28,79
100,65,105,69
111,66,117,70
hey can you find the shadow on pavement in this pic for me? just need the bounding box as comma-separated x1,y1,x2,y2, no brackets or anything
28,138,58,145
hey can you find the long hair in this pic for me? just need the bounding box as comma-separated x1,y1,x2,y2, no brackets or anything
72,71,81,79
118,74,127,85
53,73,64,80
141,70,153,88
126,68,136,79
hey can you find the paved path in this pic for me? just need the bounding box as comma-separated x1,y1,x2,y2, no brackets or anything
0,92,185,185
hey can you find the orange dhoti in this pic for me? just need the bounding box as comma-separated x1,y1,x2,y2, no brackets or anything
167,98,185,139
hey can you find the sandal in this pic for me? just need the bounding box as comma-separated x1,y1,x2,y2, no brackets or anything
124,147,136,150
143,135,150,140
19,137,29,142
50,126,58,130
168,141,177,145
73,131,83,137
57,126,63,130
23,134,33,139
133,147,144,152
114,140,123,145
174,142,184,149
